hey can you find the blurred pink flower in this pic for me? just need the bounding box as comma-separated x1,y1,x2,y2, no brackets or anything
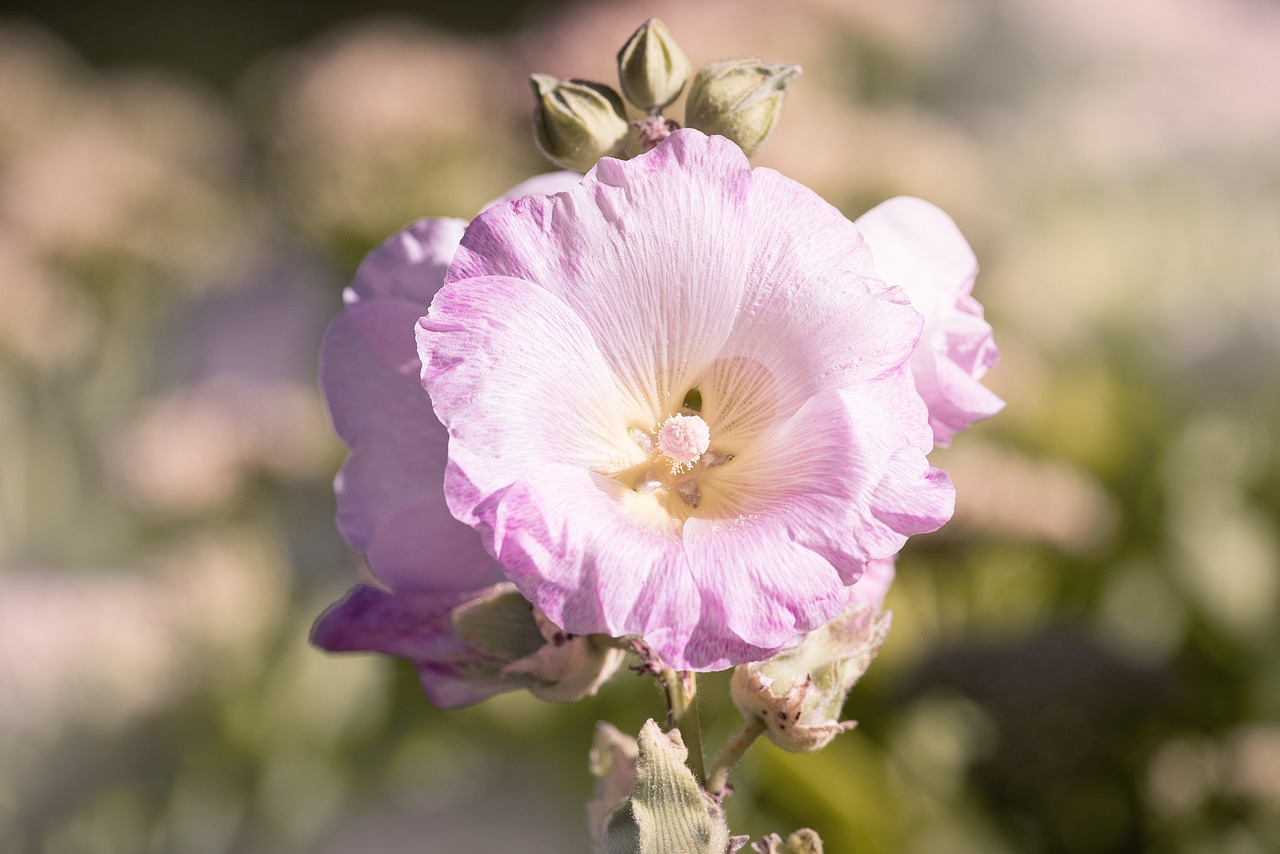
315,170,584,704
418,130,954,671
319,172,579,594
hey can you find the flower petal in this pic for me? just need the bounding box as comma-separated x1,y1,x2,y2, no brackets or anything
320,220,501,593
467,466,703,665
312,583,478,660
420,275,648,484
855,196,1004,445
689,388,951,654
312,583,523,708
849,557,896,609
854,196,978,318
447,131,758,419
321,296,435,448
724,167,915,391
347,217,466,304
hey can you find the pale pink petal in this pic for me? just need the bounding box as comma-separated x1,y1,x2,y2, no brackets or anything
680,519,850,668
688,389,951,658
348,217,466,304
854,196,978,319
440,386,949,669
693,169,925,453
420,275,648,484
447,131,758,418
912,346,1006,447
473,469,701,662
855,196,1004,445
321,297,435,447
320,220,501,593
719,167,917,394
715,388,952,559
848,557,896,609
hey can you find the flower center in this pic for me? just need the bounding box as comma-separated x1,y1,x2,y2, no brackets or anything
657,413,710,473
612,397,734,526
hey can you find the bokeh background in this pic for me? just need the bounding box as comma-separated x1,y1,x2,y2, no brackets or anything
2,0,1279,851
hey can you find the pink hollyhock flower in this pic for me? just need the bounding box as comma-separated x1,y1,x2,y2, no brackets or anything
314,171,586,705
854,197,1004,446
419,129,955,671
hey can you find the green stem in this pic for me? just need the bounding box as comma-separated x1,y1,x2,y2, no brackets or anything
705,716,767,795
663,669,706,786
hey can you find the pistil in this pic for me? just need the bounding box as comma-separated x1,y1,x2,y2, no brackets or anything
657,413,711,474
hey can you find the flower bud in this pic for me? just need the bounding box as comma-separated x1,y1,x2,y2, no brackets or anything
596,720,735,854
730,600,891,753
530,74,631,172
684,59,801,156
312,583,623,708
617,18,692,113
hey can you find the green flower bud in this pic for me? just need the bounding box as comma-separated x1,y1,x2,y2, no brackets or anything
730,603,891,753
684,59,802,156
753,830,824,854
597,720,735,854
530,74,631,172
617,18,692,113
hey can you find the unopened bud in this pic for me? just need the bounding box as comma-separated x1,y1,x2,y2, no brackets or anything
599,720,733,854
730,601,891,753
617,18,692,113
684,59,801,156
530,74,631,172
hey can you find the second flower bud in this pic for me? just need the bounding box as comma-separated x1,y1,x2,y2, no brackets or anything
530,74,631,172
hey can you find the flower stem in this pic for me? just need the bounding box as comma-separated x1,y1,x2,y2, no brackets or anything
664,669,706,786
705,716,767,796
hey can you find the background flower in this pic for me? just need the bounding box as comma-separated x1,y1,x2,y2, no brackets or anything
319,172,578,595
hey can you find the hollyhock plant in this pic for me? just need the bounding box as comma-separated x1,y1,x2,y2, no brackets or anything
854,197,1004,446
314,18,1005,847
419,128,956,672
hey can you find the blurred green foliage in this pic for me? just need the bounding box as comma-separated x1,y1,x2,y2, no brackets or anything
1,1,1278,852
